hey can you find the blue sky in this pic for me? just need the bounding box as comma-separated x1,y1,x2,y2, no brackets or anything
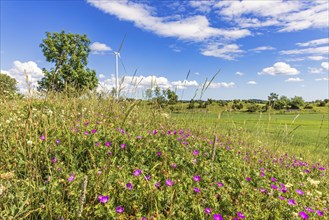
1,0,328,101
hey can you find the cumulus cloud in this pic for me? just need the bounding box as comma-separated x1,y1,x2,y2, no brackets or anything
296,38,329,47
1,61,44,93
285,77,304,82
321,62,329,70
259,62,300,76
90,42,112,54
235,71,244,76
87,0,250,42
201,43,243,60
208,82,235,88
247,81,257,85
172,80,199,89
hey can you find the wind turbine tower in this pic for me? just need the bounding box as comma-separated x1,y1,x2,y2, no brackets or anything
113,34,126,99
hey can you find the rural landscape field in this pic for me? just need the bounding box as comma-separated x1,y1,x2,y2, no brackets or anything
1,0,328,219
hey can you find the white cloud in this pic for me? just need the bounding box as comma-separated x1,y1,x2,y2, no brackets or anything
250,46,276,52
315,77,329,81
99,74,106,79
87,0,250,42
247,81,257,85
208,82,235,88
1,61,44,93
308,67,324,74
215,1,329,32
172,80,199,89
90,42,112,52
169,44,182,53
259,62,300,76
201,43,243,60
194,72,200,76
321,62,329,70
285,77,304,82
296,38,329,47
308,56,327,61
235,71,244,76
280,46,329,55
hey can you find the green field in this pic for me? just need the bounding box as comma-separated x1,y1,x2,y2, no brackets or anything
172,111,329,162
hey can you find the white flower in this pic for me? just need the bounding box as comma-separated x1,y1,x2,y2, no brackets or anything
27,140,33,146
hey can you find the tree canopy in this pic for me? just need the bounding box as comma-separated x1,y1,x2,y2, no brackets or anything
38,31,98,93
0,73,18,99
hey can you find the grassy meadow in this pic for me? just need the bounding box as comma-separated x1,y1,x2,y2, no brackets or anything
0,94,328,219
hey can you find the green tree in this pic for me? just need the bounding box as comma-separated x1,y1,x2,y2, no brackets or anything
165,89,178,105
289,96,305,109
0,73,18,99
268,92,279,109
38,31,98,93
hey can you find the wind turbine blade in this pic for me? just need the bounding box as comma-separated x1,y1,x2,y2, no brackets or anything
119,57,127,75
117,33,127,54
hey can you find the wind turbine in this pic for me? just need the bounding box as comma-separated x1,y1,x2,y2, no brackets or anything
113,34,126,99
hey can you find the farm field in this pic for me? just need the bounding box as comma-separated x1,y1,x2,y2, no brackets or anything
172,111,329,163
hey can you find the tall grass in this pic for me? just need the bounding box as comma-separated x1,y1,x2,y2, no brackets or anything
0,90,328,219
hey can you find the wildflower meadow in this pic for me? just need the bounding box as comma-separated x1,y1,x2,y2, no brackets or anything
0,94,328,219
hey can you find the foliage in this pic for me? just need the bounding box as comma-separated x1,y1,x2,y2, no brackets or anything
38,31,98,93
290,96,305,109
0,73,18,100
0,94,328,219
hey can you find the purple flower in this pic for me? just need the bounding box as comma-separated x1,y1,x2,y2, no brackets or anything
237,212,246,219
142,218,147,220
95,142,100,147
260,172,265,177
105,141,111,147
194,187,201,193
213,213,224,220
299,212,309,219
136,135,142,139
91,129,97,133
155,182,160,188
318,167,325,171
68,174,75,182
246,177,251,182
51,157,57,163
98,195,109,204
120,143,126,149
193,175,201,182
40,135,45,141
193,150,199,155
84,131,89,135
278,196,285,200
171,163,177,168
305,207,314,213
316,210,324,216
217,182,224,187
271,177,276,182
166,179,174,186
145,175,151,180
205,207,211,214
192,158,198,164
55,139,60,144
296,189,304,195
157,151,162,156
259,188,267,193
116,206,124,213
133,169,142,176
126,182,133,190
288,199,297,206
